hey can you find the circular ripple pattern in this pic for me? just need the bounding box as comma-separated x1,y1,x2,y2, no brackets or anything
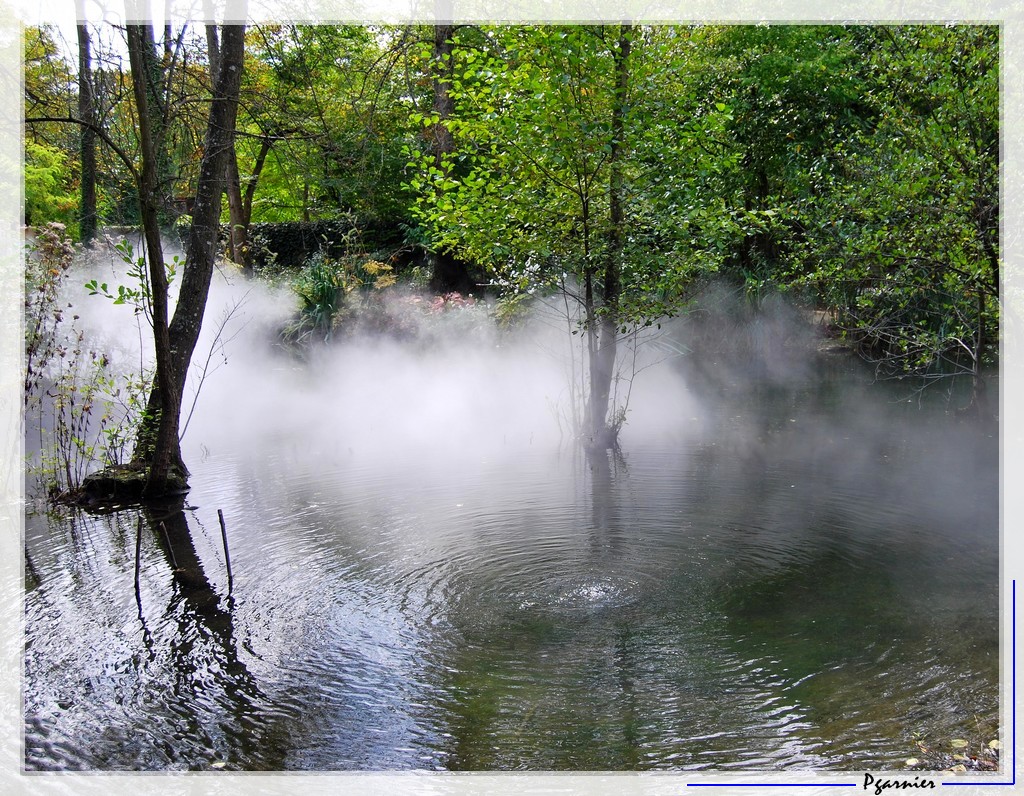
23,405,999,771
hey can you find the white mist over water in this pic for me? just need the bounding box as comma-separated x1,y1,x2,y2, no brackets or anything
22,243,1002,774
55,239,997,546
64,243,712,475
188,279,572,466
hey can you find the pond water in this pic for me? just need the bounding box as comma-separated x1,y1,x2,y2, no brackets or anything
21,275,1000,772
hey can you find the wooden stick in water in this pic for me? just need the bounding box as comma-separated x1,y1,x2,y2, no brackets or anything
159,521,178,569
134,515,143,608
218,509,234,594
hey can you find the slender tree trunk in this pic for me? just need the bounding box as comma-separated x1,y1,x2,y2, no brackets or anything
587,24,631,448
581,200,600,437
131,23,246,494
229,135,272,270
76,20,97,244
963,286,990,419
139,25,175,224
243,136,272,223
127,23,184,495
207,23,249,269
169,23,246,400
225,153,248,266
430,23,455,174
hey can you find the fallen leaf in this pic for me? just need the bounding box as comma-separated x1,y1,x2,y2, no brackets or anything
988,739,1002,750
951,739,969,749
905,758,921,767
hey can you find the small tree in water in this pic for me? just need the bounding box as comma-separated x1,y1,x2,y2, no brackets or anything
407,25,660,447
406,25,734,446
65,22,248,502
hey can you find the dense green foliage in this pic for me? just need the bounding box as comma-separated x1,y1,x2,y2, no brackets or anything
237,25,415,223
24,23,1000,428
399,24,998,425
23,29,80,233
791,27,999,382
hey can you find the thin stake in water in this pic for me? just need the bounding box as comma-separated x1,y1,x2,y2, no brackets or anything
218,509,234,594
134,515,142,613
159,520,178,569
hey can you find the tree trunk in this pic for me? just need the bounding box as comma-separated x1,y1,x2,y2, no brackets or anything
139,25,175,223
76,20,97,244
224,154,245,264
169,22,246,410
127,23,185,496
430,24,455,173
230,134,272,271
132,23,246,495
586,24,631,448
427,22,470,292
208,23,250,269
242,136,272,224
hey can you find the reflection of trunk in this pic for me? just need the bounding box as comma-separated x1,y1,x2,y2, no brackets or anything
587,445,613,536
586,440,641,762
149,504,223,609
76,19,97,244
585,25,631,448
132,24,246,495
585,444,628,558
143,504,268,761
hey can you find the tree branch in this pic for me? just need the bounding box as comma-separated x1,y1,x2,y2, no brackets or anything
25,114,140,184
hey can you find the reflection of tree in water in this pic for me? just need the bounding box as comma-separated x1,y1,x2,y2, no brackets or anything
585,444,631,559
140,500,274,769
435,447,650,770
587,447,646,768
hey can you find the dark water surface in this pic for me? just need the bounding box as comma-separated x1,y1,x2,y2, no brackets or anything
22,356,999,772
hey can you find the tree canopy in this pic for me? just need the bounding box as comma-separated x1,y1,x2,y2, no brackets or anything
24,22,1000,443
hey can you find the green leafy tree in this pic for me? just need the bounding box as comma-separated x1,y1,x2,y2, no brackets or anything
788,25,998,411
236,24,414,228
24,140,78,229
698,25,874,291
408,24,708,445
23,27,80,233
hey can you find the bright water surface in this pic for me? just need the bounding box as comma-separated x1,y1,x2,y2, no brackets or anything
23,377,999,771
22,292,1000,772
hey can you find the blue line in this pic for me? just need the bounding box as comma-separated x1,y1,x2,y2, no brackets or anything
686,785,858,788
941,578,1016,787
